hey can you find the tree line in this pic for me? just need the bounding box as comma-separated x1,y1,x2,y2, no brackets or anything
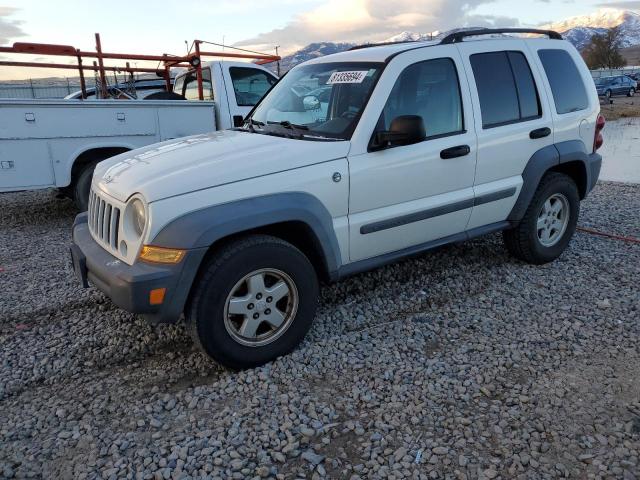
582,26,627,69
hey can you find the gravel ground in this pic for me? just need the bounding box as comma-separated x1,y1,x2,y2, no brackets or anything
1,182,639,480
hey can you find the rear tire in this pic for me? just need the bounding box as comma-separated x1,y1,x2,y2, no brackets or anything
143,91,185,100
73,161,98,211
186,235,319,369
503,172,579,265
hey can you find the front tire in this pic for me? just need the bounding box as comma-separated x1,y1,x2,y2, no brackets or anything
73,161,99,211
186,235,319,369
503,173,579,265
628,88,635,97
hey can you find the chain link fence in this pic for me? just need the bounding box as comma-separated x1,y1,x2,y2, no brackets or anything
0,80,91,99
591,67,640,78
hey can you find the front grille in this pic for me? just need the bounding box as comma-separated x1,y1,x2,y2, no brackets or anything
88,188,121,253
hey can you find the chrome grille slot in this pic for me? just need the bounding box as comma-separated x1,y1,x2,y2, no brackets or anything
87,187,122,256
110,208,120,249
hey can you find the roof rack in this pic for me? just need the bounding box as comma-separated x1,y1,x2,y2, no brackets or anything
0,33,280,100
439,28,563,44
348,40,424,51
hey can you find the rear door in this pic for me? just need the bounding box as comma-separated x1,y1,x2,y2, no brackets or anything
613,77,624,95
457,39,555,230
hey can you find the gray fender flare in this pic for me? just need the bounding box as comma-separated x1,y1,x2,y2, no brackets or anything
152,192,343,277
508,140,599,222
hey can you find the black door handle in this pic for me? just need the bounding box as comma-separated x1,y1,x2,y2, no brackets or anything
530,127,551,139
440,145,470,159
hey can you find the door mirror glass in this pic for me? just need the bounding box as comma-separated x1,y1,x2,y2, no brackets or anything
374,115,426,148
302,95,321,111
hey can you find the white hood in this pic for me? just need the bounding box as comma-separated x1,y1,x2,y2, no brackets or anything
93,130,350,202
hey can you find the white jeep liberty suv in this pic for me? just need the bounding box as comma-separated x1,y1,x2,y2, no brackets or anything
71,28,604,369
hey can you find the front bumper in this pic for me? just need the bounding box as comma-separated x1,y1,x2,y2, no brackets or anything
71,213,206,323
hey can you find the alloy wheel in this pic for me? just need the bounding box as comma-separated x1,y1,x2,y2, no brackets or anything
223,268,299,347
536,193,570,247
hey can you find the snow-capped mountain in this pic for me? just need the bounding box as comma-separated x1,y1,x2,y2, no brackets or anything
277,42,356,71
383,31,439,43
541,8,640,50
274,8,640,71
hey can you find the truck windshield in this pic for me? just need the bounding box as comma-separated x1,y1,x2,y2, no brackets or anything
248,62,383,140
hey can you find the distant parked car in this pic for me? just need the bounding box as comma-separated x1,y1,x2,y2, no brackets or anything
626,73,640,82
594,75,636,99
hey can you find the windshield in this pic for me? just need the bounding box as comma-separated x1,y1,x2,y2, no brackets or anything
248,62,383,140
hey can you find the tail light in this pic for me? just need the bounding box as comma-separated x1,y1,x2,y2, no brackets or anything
593,114,605,152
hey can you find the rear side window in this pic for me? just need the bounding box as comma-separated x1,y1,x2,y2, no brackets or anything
181,68,214,101
538,49,588,114
470,51,541,128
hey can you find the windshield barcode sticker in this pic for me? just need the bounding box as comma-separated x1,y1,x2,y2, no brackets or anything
327,71,369,84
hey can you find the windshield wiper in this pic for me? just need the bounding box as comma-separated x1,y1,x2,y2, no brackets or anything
268,120,309,130
244,118,265,132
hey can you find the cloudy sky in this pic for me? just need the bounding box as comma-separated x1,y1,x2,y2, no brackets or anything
0,0,638,79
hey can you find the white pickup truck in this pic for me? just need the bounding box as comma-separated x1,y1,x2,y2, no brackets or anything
0,61,277,209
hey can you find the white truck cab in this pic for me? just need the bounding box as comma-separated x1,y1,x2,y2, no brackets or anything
71,29,604,369
0,61,277,209
172,61,277,130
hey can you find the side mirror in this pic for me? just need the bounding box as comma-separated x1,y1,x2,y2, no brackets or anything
303,95,321,111
373,115,426,150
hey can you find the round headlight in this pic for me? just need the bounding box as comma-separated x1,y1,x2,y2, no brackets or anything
130,198,146,237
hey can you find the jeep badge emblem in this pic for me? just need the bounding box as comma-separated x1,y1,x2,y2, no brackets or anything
332,172,342,183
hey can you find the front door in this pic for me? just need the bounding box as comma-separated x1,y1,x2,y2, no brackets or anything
347,46,477,262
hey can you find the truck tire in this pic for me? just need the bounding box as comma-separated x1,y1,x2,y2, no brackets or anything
143,91,185,100
503,172,579,265
73,161,98,211
186,234,319,369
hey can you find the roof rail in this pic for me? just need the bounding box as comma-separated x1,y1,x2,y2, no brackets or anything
348,40,424,51
439,28,563,44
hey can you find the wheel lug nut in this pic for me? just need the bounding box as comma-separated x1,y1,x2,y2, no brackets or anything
265,309,271,315
248,303,254,310
256,293,263,300
253,313,259,319
266,296,273,303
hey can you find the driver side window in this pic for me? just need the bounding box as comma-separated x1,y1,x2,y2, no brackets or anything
381,58,464,139
229,67,277,107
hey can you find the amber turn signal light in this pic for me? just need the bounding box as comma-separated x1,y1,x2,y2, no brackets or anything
139,245,186,264
149,288,166,305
